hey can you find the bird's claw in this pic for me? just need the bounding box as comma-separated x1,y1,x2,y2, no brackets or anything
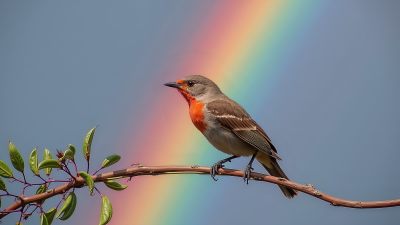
243,165,254,184
210,161,225,181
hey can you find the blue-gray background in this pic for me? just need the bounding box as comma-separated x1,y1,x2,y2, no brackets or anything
1,1,399,225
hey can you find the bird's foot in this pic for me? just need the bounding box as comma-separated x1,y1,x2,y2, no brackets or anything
210,161,225,181
243,165,254,184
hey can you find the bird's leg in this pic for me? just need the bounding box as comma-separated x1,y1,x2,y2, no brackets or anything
244,153,257,184
211,155,239,181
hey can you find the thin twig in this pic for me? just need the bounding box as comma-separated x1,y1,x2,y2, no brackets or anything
37,175,47,183
1,165,399,219
94,186,102,196
71,160,78,175
11,177,26,185
21,172,27,184
17,205,24,225
93,167,103,175
62,163,77,181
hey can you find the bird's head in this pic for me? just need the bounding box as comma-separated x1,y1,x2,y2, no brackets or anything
164,75,221,103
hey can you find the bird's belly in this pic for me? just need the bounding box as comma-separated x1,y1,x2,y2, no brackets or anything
203,126,255,156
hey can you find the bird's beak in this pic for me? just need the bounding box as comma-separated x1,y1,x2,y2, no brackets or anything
164,82,181,89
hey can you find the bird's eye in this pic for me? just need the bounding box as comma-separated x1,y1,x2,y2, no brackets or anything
187,81,195,87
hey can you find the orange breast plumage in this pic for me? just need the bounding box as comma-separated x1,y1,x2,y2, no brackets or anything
189,100,207,132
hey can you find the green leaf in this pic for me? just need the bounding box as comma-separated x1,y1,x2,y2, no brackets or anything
40,213,49,225
104,180,127,191
67,144,76,154
82,127,96,161
43,149,53,176
0,177,6,191
56,192,77,220
62,144,76,161
36,184,47,204
78,171,94,195
9,141,24,173
36,184,47,194
38,159,61,170
99,195,112,225
44,208,57,225
29,148,39,176
101,155,121,169
0,160,13,178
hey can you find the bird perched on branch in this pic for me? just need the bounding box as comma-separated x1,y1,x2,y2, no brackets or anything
164,75,297,198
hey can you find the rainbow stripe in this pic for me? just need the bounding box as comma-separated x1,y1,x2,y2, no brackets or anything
108,1,321,224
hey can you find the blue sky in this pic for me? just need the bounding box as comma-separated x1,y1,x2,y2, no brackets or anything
1,1,399,225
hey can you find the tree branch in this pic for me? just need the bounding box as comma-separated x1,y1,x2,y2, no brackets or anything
1,165,399,219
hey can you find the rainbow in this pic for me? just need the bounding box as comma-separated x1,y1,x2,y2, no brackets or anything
105,1,321,224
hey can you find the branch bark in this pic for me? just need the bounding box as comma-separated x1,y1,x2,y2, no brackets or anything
1,165,399,219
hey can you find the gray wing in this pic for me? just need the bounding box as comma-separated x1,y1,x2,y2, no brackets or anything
207,99,281,160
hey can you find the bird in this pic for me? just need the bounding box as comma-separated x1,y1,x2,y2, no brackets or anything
164,75,297,198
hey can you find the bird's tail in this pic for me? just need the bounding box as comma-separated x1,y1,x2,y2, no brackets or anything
257,156,297,198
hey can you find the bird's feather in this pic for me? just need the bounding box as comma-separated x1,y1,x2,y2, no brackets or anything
207,99,281,160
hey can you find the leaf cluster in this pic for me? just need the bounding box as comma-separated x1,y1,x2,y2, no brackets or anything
0,127,124,225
